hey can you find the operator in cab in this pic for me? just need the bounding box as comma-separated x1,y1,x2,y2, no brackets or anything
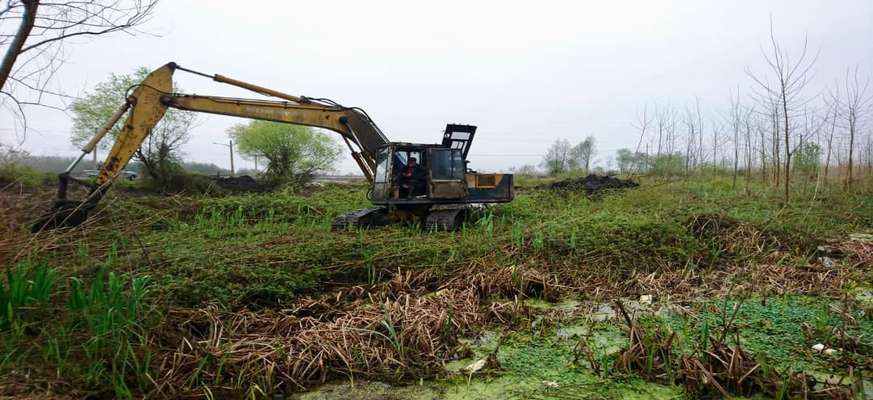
397,157,426,199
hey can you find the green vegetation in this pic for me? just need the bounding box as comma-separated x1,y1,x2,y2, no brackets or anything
660,296,873,374
228,120,342,186
0,161,53,187
1,175,871,397
1,262,154,398
71,67,197,185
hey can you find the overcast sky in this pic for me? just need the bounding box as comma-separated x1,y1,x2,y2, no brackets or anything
2,0,872,174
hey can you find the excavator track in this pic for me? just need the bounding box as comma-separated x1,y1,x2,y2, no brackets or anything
331,207,388,230
425,207,467,231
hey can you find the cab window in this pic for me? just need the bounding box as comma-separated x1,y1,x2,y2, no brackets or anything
430,149,464,180
374,148,389,183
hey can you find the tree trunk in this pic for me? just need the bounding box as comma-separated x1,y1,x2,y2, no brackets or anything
773,109,780,188
782,92,790,203
847,116,855,191
0,1,39,92
744,121,752,195
732,125,739,189
760,126,767,185
824,110,836,181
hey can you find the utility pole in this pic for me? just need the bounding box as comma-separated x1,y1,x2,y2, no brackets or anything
213,140,235,177
229,139,235,177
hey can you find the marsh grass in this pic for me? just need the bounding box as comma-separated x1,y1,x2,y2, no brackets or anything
2,176,871,397
0,263,155,399
0,261,55,332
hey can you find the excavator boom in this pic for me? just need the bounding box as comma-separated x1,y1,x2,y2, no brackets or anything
95,63,386,187
33,62,388,231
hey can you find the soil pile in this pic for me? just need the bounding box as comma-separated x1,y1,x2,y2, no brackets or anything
546,174,639,193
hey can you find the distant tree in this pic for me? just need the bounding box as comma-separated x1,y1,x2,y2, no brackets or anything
682,99,704,174
70,67,196,183
727,90,743,188
615,149,633,174
827,67,872,191
569,136,596,173
747,19,818,202
0,0,159,141
649,153,685,177
227,121,341,186
822,90,839,181
0,143,28,166
654,104,678,157
512,164,541,176
615,148,649,174
793,141,820,180
181,161,229,176
541,139,572,176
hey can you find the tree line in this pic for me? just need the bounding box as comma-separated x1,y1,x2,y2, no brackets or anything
533,22,872,202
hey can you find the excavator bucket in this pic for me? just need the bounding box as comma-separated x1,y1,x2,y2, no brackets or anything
31,63,175,233
31,199,93,233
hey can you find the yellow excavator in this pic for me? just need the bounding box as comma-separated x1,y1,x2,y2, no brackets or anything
33,63,513,232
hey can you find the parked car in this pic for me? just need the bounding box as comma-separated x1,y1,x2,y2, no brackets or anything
80,169,138,180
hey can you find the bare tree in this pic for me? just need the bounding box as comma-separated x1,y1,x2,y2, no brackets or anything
135,110,195,181
655,104,675,158
0,0,158,140
828,66,872,191
742,105,755,194
569,136,596,173
710,118,724,174
865,135,873,178
682,99,703,175
757,114,769,185
633,105,653,158
747,19,818,202
728,90,743,188
541,139,573,176
821,89,839,181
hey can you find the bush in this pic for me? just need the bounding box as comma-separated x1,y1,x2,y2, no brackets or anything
140,171,220,195
0,161,54,187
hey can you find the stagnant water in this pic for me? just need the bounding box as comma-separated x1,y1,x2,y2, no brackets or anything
292,294,873,400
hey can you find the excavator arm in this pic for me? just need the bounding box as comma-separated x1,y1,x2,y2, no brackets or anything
33,63,389,231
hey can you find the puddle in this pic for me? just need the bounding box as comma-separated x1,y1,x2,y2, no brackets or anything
556,324,588,340
445,330,501,373
291,380,443,399
590,303,616,322
524,298,580,313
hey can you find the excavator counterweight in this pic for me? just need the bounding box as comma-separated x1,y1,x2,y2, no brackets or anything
32,63,512,232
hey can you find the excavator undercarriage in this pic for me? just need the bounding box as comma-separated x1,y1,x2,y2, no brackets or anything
32,63,513,233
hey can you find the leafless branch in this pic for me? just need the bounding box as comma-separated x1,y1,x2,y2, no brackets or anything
0,0,158,143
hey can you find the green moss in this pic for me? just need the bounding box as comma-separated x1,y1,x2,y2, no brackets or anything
661,296,873,374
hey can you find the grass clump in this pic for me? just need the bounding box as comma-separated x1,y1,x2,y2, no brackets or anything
0,263,156,399
0,261,55,332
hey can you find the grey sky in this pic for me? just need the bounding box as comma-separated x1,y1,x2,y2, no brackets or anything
3,0,872,174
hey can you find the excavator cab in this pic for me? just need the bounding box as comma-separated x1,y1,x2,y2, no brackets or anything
354,128,512,229
368,124,513,206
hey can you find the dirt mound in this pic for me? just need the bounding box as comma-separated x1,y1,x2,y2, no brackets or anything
546,174,639,193
208,175,263,193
